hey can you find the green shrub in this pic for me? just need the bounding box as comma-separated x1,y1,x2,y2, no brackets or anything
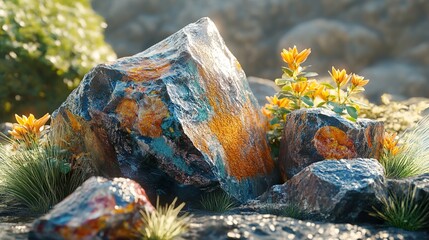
139,197,191,240
199,190,237,213
0,138,89,213
370,186,429,231
0,0,116,122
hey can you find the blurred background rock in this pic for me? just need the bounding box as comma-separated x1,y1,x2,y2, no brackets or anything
92,0,429,102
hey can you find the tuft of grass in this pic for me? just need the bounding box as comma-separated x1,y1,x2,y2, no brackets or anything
200,191,237,213
380,116,429,179
370,186,429,231
0,137,88,213
260,203,306,220
139,197,191,240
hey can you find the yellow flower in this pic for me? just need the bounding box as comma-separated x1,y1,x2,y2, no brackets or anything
9,113,50,141
383,132,400,156
291,81,308,95
261,104,273,118
266,96,290,109
314,85,330,101
329,67,350,87
281,46,311,71
351,74,369,87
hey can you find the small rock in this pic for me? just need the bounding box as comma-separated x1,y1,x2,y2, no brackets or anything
29,177,153,240
387,173,429,203
262,159,386,222
279,108,384,180
52,17,278,203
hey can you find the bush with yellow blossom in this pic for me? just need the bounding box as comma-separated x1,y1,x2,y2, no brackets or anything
262,46,370,152
8,113,50,148
0,113,89,213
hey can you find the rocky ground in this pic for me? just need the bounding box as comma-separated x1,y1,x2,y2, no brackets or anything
1,206,428,240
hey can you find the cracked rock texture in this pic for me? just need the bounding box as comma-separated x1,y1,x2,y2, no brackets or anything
262,159,386,222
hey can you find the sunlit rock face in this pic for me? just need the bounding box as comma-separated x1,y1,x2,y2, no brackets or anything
279,108,384,181
52,17,278,203
29,177,153,240
263,159,386,222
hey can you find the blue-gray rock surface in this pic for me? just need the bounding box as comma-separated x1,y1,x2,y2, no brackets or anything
263,158,386,222
51,17,278,204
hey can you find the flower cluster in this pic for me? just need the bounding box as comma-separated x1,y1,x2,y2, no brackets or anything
382,132,401,156
8,113,50,147
262,46,369,151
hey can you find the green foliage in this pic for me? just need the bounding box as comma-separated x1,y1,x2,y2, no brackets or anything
199,191,237,213
0,0,116,122
370,186,429,231
0,138,88,213
380,116,429,179
139,197,191,240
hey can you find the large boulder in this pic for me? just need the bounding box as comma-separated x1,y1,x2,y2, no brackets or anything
262,159,386,222
52,17,278,203
279,108,384,180
29,177,153,240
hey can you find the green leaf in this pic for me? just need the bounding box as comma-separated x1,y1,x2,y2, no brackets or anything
328,101,345,114
281,67,294,76
281,85,292,91
270,117,280,125
303,72,318,78
301,96,314,107
321,82,335,89
346,106,358,119
317,101,327,107
275,77,294,86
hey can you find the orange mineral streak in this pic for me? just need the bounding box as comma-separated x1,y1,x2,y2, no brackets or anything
127,59,171,82
115,99,138,129
65,110,82,132
137,96,169,138
193,67,274,180
313,126,357,159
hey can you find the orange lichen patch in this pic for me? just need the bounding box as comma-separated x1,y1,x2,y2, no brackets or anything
127,59,171,82
196,67,274,180
115,99,138,129
137,96,169,138
313,126,357,159
65,110,82,132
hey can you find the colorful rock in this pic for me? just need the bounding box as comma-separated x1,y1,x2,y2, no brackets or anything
51,17,278,203
279,108,384,180
29,177,153,240
262,158,386,222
